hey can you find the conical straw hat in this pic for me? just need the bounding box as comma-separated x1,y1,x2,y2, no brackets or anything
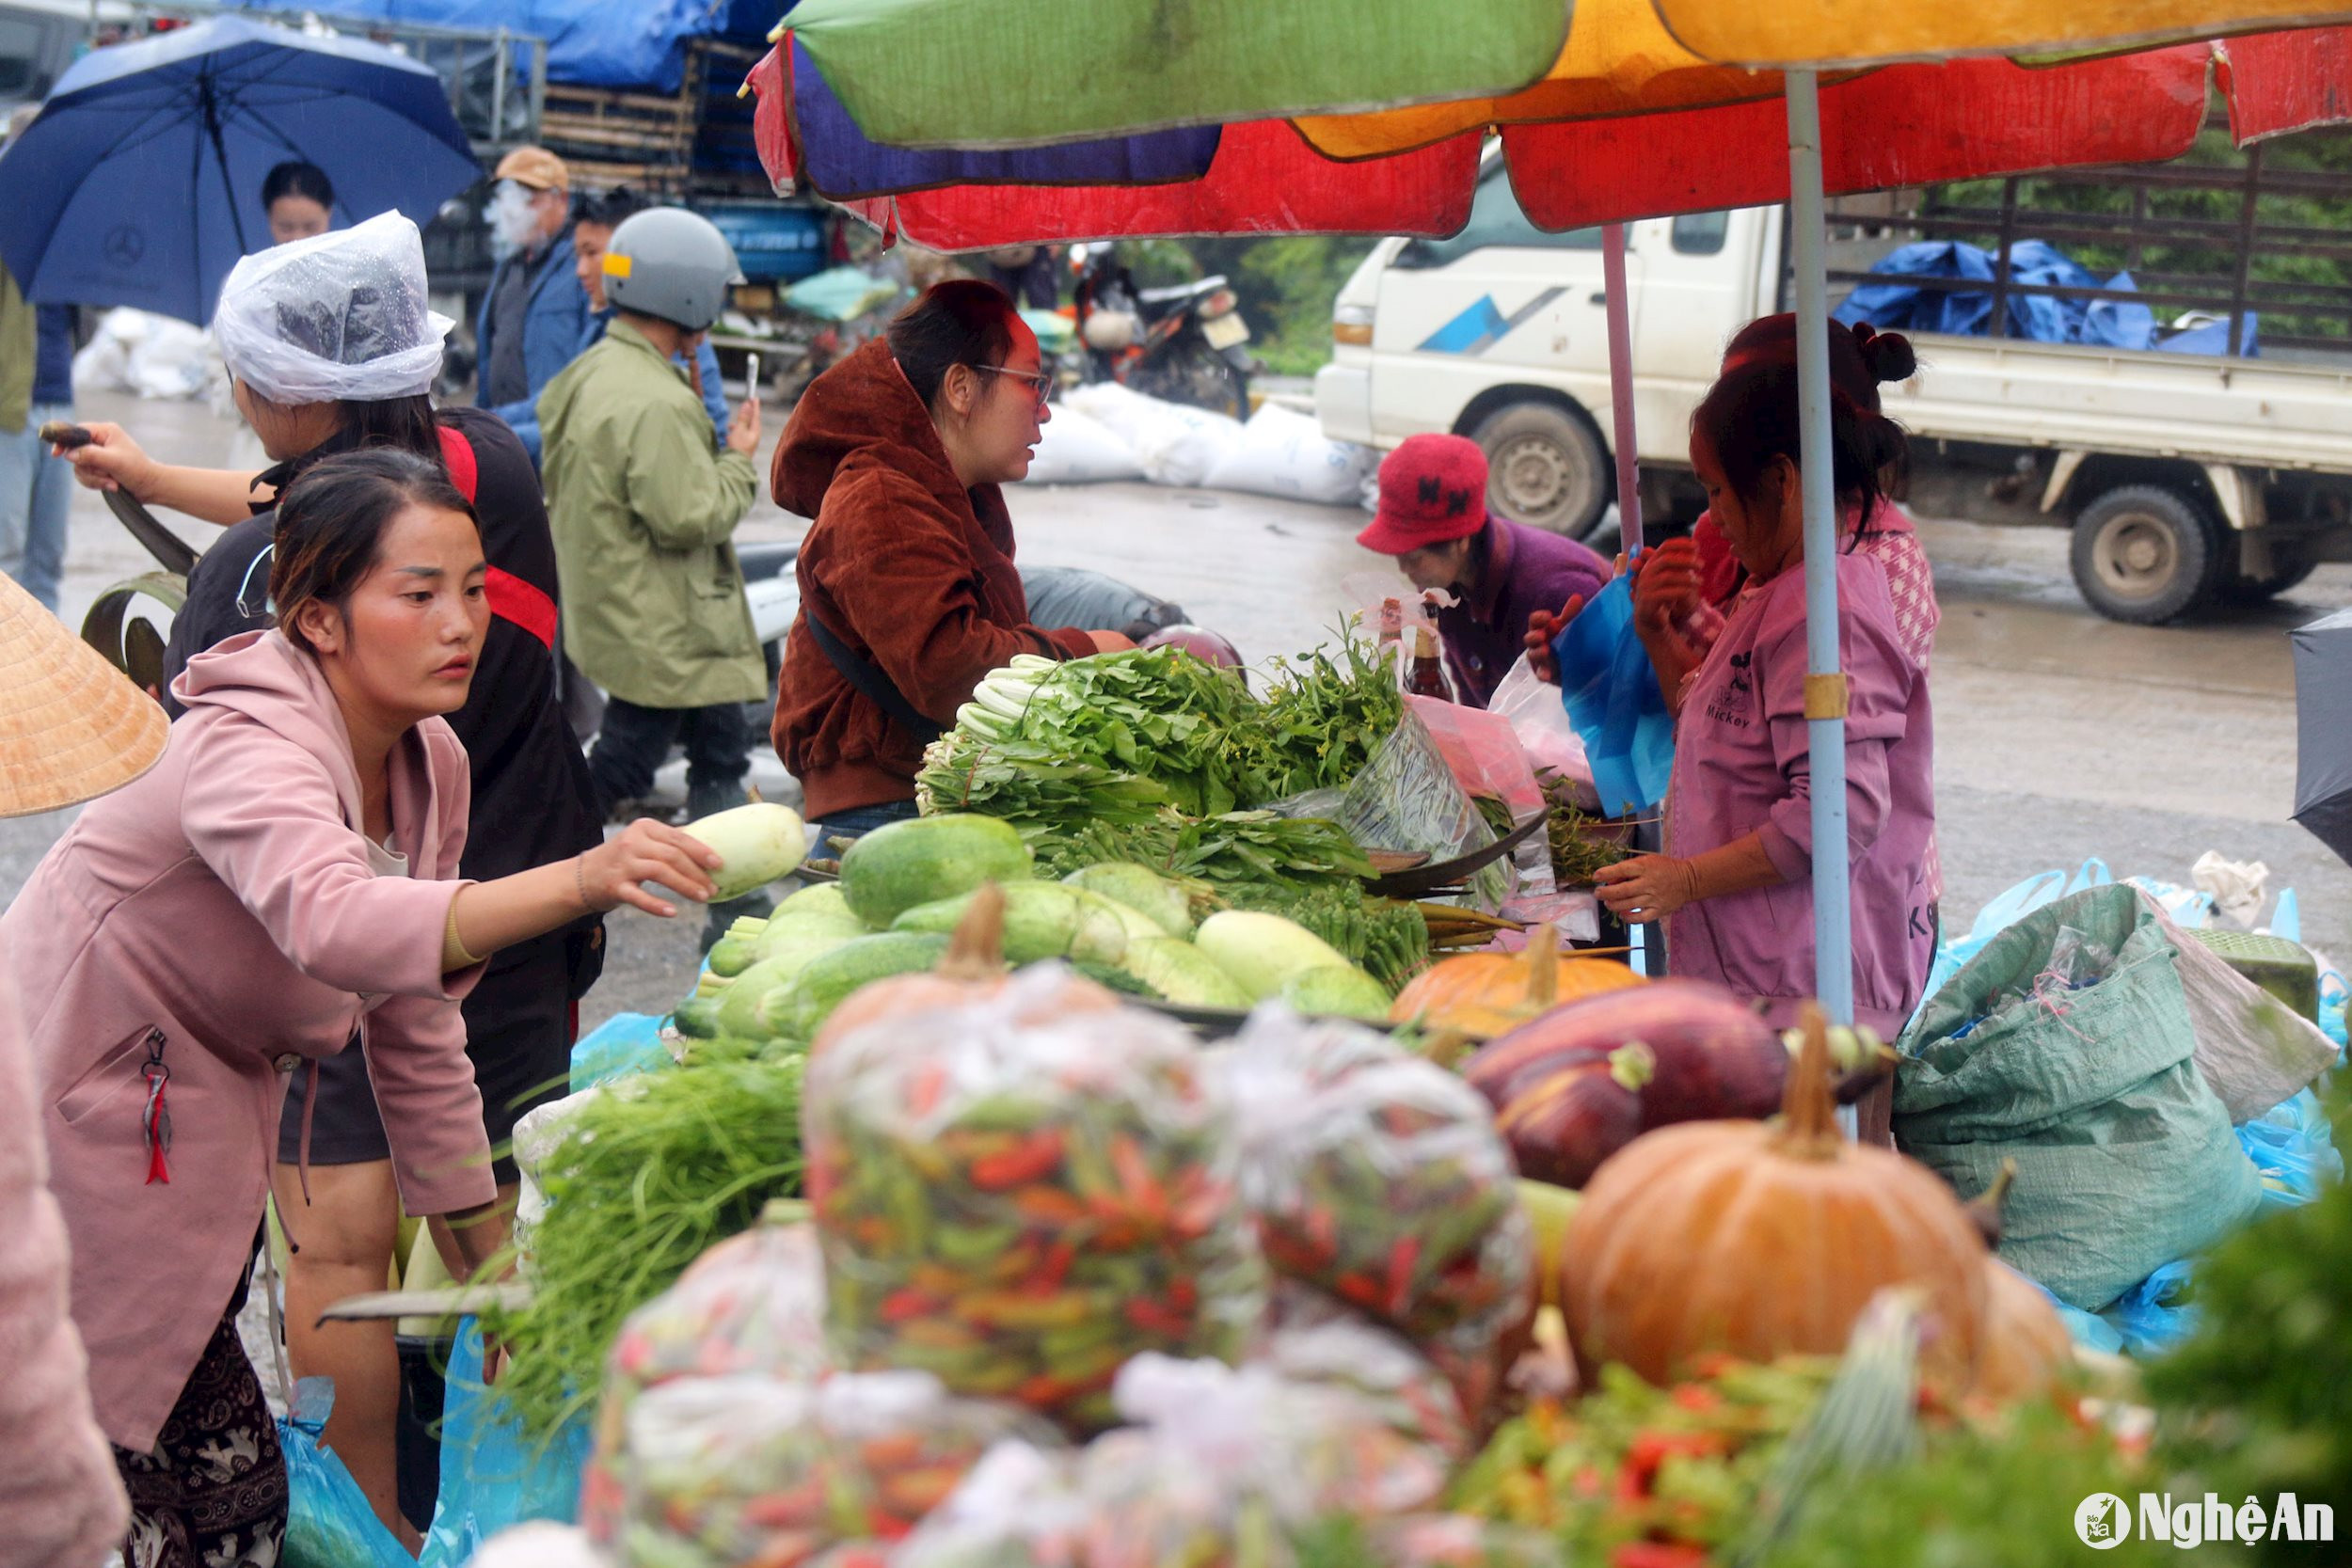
0,571,169,818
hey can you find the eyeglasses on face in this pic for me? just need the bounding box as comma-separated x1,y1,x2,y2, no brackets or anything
978,363,1053,413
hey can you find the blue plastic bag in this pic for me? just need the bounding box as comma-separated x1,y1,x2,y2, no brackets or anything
1919,859,2114,1008
281,1377,417,1568
569,1011,669,1094
419,1322,592,1568
2100,1260,2201,1355
1548,574,1675,817
2237,1089,2345,1211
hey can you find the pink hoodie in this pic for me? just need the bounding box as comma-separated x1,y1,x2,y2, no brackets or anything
1664,553,1936,1037
0,968,128,1567
0,630,496,1451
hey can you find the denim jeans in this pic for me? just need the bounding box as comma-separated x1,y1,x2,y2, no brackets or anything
585,694,755,821
810,798,921,849
0,404,73,611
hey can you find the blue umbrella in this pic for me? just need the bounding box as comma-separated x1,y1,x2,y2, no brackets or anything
0,16,480,325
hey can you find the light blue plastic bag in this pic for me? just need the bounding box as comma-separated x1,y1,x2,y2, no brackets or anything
1548,574,1674,817
280,1377,416,1568
1919,859,2114,1008
568,1011,669,1094
418,1322,591,1568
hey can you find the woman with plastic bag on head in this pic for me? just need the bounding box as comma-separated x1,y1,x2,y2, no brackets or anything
0,449,725,1568
1586,355,1936,1052
52,213,608,1546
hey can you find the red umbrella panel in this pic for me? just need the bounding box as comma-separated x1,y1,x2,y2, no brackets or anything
747,33,2348,247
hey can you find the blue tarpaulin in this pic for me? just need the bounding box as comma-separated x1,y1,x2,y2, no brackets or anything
1836,238,2257,356
218,0,743,92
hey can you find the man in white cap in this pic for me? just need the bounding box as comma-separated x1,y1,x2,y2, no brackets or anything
476,146,589,462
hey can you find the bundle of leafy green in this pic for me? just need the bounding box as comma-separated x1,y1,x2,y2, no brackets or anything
482,1050,806,1442
917,649,1256,822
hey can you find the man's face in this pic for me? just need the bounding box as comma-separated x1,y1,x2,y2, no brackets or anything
1396,537,1473,594
531,185,569,245
574,221,613,309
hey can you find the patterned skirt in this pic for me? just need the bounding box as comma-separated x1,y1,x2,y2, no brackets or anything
111,1302,288,1568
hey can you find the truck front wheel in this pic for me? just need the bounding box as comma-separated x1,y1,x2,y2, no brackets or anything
1470,401,1612,541
2069,485,2225,624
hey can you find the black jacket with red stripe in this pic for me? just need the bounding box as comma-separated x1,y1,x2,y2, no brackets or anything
161,406,604,892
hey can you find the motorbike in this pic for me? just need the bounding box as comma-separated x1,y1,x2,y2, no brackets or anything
1068,243,1255,419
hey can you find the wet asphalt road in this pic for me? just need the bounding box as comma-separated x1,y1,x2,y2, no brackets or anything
7,386,2348,1031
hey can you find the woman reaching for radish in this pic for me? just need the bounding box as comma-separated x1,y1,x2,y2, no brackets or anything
0,451,719,1568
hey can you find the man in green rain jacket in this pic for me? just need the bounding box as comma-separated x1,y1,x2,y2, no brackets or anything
536,207,766,831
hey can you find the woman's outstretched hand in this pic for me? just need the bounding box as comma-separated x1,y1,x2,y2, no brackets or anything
1594,854,1699,924
578,819,722,916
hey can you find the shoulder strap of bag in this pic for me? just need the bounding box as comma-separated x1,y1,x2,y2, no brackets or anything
803,610,943,745
437,422,558,652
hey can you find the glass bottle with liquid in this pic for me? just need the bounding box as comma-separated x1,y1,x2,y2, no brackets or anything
1406,626,1452,700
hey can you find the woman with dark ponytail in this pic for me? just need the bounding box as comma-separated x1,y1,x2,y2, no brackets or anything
1587,351,1937,1054
1629,316,1937,701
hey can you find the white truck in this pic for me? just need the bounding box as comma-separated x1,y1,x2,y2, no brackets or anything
1314,156,2352,623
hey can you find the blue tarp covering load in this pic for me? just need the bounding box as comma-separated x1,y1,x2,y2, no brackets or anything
218,0,750,92
1836,238,2258,356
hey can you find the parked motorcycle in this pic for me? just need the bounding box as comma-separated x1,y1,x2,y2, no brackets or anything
1069,243,1255,419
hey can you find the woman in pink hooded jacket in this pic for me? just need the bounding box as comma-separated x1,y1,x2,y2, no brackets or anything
1592,356,1936,1045
0,451,721,1568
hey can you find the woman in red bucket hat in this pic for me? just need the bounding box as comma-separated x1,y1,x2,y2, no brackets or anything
1356,432,1609,706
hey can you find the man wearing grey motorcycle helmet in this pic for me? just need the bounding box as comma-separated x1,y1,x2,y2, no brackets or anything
537,206,767,942
476,148,589,463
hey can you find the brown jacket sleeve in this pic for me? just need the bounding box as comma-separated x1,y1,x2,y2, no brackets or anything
813,467,1089,721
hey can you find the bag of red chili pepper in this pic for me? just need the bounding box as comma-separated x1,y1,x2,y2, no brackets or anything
1223,1010,1534,1370
580,1214,830,1544
1076,1354,1452,1568
803,968,1267,1433
605,1369,1057,1568
1256,1284,1471,1462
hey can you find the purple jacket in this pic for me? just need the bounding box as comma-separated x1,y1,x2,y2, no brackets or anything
1663,554,1935,1037
1438,517,1610,706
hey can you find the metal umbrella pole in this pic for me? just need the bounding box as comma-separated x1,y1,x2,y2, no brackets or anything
1600,222,1644,557
1785,69,1855,1028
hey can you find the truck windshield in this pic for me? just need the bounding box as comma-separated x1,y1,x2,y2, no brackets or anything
1399,167,1600,269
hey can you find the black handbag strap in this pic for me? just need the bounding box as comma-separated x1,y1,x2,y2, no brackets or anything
803,609,944,744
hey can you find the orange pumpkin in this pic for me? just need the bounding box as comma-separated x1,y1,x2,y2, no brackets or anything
1390,923,1645,1040
810,883,1117,1055
1974,1259,2074,1402
1561,1007,1990,1391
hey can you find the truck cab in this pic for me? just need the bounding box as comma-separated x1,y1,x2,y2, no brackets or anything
1317,159,1774,539
1318,154,2352,623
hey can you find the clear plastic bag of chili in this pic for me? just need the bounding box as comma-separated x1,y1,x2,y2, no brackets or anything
1220,1010,1534,1370
607,1370,1056,1568
805,968,1266,1433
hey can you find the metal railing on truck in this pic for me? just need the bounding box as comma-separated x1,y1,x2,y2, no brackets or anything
1796,121,2352,362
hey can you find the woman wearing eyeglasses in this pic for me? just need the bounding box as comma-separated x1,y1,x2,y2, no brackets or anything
771,279,1133,842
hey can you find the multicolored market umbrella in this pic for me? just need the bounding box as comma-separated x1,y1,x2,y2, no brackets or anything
748,3,2352,1025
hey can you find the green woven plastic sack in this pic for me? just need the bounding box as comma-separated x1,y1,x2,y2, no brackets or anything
1895,884,2261,1312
